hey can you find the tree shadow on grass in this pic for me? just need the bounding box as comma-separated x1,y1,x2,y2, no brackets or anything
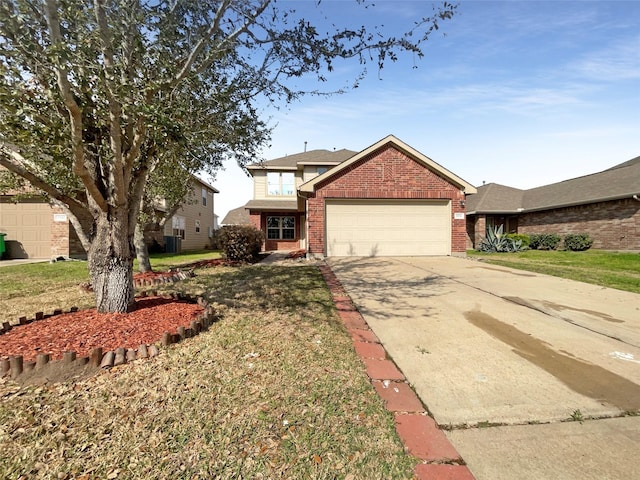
157,264,338,322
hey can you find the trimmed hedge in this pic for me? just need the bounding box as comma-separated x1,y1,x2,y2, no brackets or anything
529,233,561,250
564,233,593,251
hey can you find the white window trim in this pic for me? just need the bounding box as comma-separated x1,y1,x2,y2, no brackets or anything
266,215,296,240
267,172,295,196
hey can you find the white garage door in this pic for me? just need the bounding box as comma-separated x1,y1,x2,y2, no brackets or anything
325,199,451,257
0,202,52,258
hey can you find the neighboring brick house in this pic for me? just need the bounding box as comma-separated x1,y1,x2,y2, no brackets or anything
0,175,218,259
244,135,476,257
466,156,640,250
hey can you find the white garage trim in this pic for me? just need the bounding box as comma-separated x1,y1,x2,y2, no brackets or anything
325,199,451,257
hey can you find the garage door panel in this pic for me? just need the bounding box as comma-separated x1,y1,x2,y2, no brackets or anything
0,202,52,258
326,200,451,257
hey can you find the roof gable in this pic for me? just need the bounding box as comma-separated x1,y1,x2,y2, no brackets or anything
299,135,476,194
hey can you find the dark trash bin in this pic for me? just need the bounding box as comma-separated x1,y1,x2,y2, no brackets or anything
0,233,6,259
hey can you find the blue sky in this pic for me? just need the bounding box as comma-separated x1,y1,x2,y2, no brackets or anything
211,0,640,220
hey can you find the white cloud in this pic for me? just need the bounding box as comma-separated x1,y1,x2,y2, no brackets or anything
571,38,640,82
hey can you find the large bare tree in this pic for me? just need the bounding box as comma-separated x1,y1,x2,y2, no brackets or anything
0,0,457,312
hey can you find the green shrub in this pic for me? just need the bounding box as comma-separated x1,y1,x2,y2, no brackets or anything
564,233,593,251
218,225,264,261
478,225,524,253
529,233,561,250
505,233,530,248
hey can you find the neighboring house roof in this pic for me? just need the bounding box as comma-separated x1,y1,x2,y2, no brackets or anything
299,135,477,194
221,206,251,225
604,155,640,171
192,175,220,193
244,199,299,211
246,149,357,170
465,183,525,214
466,155,640,214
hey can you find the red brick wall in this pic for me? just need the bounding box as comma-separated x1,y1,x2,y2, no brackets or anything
518,198,640,250
249,210,301,251
307,145,467,256
50,204,70,257
467,214,486,249
68,225,85,257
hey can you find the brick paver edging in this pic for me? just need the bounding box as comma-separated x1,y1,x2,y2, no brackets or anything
318,264,476,480
0,291,219,381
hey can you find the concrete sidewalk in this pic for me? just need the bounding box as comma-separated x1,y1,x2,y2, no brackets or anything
0,258,48,267
329,256,640,480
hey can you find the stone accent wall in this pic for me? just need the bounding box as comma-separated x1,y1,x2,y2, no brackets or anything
307,145,467,256
518,198,640,250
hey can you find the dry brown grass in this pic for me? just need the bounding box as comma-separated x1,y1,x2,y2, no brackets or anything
0,263,416,479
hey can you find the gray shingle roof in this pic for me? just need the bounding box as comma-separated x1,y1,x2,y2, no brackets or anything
465,183,524,213
467,156,640,214
247,149,356,169
244,199,300,211
220,206,251,225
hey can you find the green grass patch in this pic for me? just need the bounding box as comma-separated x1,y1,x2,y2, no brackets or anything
468,249,640,293
137,249,222,271
0,262,417,479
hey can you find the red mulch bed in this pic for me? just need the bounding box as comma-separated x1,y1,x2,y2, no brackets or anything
177,258,241,269
0,297,204,362
133,271,178,282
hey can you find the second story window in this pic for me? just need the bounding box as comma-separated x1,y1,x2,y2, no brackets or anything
267,172,295,196
202,188,207,206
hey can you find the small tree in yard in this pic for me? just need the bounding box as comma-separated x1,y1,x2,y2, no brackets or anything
0,0,457,312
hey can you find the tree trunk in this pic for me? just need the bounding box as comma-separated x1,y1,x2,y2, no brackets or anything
134,223,153,273
89,210,135,313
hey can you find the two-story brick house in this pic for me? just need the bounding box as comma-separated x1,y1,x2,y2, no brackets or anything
244,135,477,257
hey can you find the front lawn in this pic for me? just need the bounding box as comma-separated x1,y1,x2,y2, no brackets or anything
468,249,640,294
0,256,415,479
0,250,223,323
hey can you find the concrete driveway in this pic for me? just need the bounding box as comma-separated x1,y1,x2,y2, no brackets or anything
328,256,640,480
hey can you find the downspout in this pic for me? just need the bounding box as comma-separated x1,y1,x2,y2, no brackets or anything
298,189,310,258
